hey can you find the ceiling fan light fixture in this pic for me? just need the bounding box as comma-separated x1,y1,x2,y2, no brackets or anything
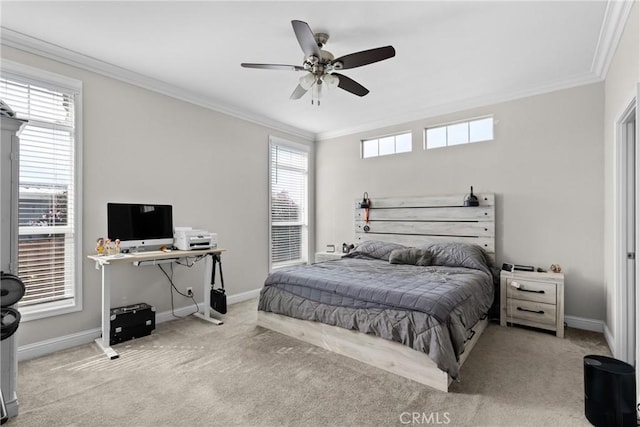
299,73,316,90
323,74,339,89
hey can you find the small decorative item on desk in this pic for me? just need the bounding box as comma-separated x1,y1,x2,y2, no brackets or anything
104,238,118,255
96,237,105,255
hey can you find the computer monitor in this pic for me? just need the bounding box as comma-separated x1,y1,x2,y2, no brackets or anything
107,203,174,251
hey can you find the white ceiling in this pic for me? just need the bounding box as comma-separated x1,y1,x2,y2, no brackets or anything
0,1,619,140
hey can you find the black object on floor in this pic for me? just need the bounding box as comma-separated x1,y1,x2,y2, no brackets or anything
110,303,156,345
584,354,636,426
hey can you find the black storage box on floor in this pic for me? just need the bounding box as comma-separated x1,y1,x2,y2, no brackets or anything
584,355,636,427
110,303,155,345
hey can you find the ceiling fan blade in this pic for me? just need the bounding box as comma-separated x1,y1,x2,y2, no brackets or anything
291,20,322,59
333,73,369,97
332,46,396,70
290,84,309,100
241,63,305,71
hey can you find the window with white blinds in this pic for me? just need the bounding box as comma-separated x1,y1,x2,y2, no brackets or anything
269,140,309,269
0,64,82,316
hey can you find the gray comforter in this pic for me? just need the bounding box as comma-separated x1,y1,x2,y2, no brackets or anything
258,241,494,379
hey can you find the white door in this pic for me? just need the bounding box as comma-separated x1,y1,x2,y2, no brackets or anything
626,115,636,365
615,96,637,369
619,92,640,416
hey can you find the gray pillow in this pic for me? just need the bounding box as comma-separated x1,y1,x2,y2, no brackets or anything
389,247,432,266
424,242,491,273
344,240,406,261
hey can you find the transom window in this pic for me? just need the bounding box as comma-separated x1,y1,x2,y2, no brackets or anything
362,132,412,158
425,116,494,150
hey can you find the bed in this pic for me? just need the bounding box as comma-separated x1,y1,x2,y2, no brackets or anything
257,193,495,391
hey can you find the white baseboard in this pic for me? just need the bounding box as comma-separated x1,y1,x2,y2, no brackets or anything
17,327,102,362
17,288,263,361
227,287,261,305
603,323,616,356
564,315,605,333
155,302,203,324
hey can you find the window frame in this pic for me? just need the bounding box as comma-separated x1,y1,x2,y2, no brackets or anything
1,60,83,321
268,136,310,271
361,131,412,159
424,115,494,150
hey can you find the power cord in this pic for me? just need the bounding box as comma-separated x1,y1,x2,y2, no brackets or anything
175,254,206,268
157,263,200,318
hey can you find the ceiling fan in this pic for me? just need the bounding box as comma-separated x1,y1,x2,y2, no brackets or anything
241,20,396,104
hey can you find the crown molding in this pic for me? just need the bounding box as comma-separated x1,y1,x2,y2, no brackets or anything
316,71,603,141
0,27,315,141
2,0,628,145
591,0,635,79
319,0,632,141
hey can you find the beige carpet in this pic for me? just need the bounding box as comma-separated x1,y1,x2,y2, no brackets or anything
8,299,609,426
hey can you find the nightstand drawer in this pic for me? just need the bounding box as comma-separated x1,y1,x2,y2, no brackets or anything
505,278,557,304
506,299,557,326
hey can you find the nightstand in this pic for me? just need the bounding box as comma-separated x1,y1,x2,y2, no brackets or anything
314,252,345,263
500,270,565,338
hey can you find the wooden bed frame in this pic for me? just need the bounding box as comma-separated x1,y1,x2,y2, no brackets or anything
257,193,495,392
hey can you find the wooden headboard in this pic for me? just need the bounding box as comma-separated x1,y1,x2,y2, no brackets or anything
354,193,495,258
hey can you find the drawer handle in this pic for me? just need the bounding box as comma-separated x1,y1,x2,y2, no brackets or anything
517,307,544,315
516,287,545,294
467,329,476,341
511,281,545,294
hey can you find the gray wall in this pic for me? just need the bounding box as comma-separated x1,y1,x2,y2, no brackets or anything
315,83,605,322
1,46,312,347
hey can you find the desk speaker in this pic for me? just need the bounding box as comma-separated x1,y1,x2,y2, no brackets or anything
584,355,636,426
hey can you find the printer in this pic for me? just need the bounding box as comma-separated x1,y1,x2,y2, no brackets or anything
174,227,218,250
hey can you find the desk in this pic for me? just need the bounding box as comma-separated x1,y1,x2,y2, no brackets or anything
88,248,225,359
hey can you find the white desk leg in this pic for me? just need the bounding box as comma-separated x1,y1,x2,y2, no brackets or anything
193,254,223,325
94,264,119,359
